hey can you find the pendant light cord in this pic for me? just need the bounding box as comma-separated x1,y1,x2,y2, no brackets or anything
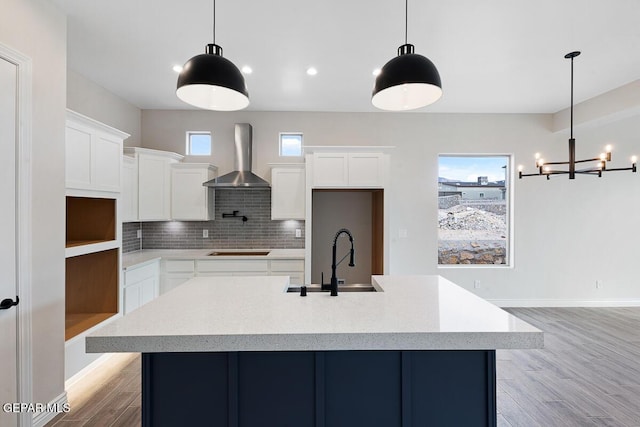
212,0,216,45
570,55,574,140
404,0,408,44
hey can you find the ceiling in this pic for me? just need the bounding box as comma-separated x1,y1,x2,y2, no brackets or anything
51,0,640,113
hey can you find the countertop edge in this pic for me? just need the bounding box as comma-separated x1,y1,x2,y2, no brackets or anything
86,331,544,353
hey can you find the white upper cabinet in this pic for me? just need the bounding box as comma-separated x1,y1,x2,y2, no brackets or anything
124,147,183,221
312,153,349,187
122,156,138,222
271,164,306,220
138,152,174,220
65,110,129,192
347,153,386,187
171,163,217,221
310,150,388,188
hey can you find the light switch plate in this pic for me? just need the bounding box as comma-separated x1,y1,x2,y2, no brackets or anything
202,229,209,238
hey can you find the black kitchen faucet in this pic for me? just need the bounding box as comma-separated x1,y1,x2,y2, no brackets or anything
321,228,355,296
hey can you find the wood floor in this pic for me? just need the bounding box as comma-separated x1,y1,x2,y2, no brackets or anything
46,307,640,427
498,307,640,426
46,353,141,427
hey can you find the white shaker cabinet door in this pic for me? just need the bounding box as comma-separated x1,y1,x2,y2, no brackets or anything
92,133,122,191
271,166,305,219
311,152,386,188
347,153,385,187
171,164,216,220
312,153,348,187
65,123,92,189
122,156,138,221
138,155,172,220
124,283,141,314
140,276,158,306
65,110,128,192
124,261,159,314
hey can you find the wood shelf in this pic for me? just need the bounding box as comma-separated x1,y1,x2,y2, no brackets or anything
66,196,116,246
66,239,110,248
65,239,119,259
65,312,117,341
66,248,119,341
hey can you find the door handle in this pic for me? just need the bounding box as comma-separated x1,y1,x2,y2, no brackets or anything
0,296,19,310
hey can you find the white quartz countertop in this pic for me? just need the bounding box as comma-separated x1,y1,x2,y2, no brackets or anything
122,248,305,269
87,275,543,353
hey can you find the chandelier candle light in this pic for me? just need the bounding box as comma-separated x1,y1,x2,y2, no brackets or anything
518,51,636,180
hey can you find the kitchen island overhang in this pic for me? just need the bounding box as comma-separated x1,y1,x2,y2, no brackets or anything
87,275,543,427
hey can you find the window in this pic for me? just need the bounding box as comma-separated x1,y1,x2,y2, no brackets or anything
279,133,303,157
438,155,511,266
186,131,211,156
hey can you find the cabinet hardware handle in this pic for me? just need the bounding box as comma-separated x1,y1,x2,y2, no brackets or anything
0,296,19,310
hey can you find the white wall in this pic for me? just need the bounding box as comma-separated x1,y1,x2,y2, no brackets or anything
0,0,66,405
142,108,640,305
67,69,142,146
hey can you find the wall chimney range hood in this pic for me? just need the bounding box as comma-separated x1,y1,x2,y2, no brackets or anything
203,123,270,188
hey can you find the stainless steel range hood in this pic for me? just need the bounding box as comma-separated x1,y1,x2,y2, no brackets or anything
203,123,270,188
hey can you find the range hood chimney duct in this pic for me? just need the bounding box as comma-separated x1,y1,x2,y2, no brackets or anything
203,123,270,188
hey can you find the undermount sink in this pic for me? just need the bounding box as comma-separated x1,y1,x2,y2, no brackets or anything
207,251,271,256
286,284,377,293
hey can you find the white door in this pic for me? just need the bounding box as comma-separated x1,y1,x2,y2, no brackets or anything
0,56,19,427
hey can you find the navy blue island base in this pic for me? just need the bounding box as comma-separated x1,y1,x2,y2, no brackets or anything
142,349,496,427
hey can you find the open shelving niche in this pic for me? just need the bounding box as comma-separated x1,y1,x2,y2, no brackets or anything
65,196,120,342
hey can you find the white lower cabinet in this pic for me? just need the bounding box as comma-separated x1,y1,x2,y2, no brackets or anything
123,261,159,314
270,259,305,285
145,256,305,299
161,259,195,295
196,259,269,276
193,258,304,284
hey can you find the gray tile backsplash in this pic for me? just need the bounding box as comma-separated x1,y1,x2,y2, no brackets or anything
123,189,305,252
123,222,142,253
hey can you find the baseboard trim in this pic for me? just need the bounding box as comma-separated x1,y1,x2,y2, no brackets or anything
65,353,114,389
489,299,640,308
32,391,68,427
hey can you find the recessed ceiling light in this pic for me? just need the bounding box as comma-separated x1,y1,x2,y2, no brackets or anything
306,67,318,76
241,66,253,74
173,65,183,73
372,68,381,76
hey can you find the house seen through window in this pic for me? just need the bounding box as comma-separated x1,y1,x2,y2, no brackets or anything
186,131,211,156
438,155,511,266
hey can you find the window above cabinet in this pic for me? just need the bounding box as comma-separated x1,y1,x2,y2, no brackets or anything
186,131,212,156
279,132,303,157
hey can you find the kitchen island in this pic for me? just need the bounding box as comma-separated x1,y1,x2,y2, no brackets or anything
87,275,542,427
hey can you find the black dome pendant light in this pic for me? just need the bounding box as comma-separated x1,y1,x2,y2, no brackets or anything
176,0,249,111
372,0,442,111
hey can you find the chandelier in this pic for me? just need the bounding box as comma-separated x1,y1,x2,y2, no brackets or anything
518,51,636,180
